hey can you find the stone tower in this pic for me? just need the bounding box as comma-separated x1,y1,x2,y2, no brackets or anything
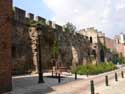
0,0,13,93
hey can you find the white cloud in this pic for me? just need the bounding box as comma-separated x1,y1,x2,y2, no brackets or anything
43,0,125,37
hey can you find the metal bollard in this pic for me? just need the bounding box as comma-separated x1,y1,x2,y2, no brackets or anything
115,72,118,81
121,71,124,78
52,70,54,77
105,75,109,86
58,73,61,83
56,73,58,77
75,72,77,80
90,80,95,94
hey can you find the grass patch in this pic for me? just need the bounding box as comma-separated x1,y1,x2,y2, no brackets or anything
72,62,116,75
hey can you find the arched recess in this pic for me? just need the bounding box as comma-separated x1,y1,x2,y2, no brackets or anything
100,48,105,62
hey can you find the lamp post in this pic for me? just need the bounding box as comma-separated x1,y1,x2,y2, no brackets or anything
37,24,44,83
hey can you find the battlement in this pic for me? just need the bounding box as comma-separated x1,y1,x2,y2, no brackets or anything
14,7,26,23
13,7,89,40
13,7,63,31
98,32,105,37
86,27,98,32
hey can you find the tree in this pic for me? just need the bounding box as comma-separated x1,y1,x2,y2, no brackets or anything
63,22,76,33
51,40,59,58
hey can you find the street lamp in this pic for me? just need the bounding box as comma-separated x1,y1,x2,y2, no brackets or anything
36,24,44,83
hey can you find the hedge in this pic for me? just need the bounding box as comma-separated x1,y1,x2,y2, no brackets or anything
72,62,116,75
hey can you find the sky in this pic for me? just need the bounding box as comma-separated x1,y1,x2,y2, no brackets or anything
13,0,125,38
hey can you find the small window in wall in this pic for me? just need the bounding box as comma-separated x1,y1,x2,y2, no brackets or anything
100,48,105,62
90,37,93,43
116,39,120,44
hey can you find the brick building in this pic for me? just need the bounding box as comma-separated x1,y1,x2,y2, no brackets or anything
0,0,13,93
105,37,115,51
115,33,125,57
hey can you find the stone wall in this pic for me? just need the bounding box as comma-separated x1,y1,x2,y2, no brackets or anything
80,27,110,62
80,27,101,63
12,7,34,75
0,0,12,93
105,37,115,51
12,7,91,73
29,25,90,71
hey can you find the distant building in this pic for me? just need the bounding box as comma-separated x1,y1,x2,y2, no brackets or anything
104,37,116,62
115,33,125,44
115,33,125,57
79,27,105,63
105,37,115,52
79,27,125,63
119,33,125,44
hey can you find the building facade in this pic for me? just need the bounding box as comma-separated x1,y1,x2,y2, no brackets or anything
115,33,125,57
79,27,106,63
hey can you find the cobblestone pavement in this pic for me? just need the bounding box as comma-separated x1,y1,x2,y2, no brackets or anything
4,68,125,94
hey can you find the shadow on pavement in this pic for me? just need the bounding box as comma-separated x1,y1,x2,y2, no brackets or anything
12,73,83,94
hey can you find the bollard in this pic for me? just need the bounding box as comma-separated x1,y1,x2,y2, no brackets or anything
90,80,95,94
75,72,77,80
105,75,109,86
58,73,61,83
115,72,118,81
121,71,124,78
52,70,54,77
56,72,58,77
86,66,89,77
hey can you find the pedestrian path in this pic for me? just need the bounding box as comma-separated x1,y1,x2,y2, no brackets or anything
48,68,125,94
4,68,125,94
95,76,125,94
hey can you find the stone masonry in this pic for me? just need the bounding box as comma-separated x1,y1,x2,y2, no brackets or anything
29,25,91,72
12,7,34,75
0,0,13,93
12,7,91,73
79,27,106,63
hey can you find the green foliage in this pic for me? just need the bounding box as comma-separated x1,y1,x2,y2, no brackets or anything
112,53,125,64
51,41,59,58
26,19,45,27
118,56,125,64
63,22,76,33
72,62,116,75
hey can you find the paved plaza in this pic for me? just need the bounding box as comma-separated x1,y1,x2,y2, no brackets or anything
4,68,125,94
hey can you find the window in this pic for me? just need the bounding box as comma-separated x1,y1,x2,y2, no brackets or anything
90,37,93,43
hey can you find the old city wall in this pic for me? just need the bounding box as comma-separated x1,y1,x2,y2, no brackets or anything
12,7,34,75
12,7,91,73
29,27,91,70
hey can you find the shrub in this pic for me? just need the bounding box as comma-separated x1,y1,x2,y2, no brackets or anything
72,62,116,75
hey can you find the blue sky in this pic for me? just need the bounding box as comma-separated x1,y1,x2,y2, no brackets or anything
13,0,125,38
13,0,54,20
